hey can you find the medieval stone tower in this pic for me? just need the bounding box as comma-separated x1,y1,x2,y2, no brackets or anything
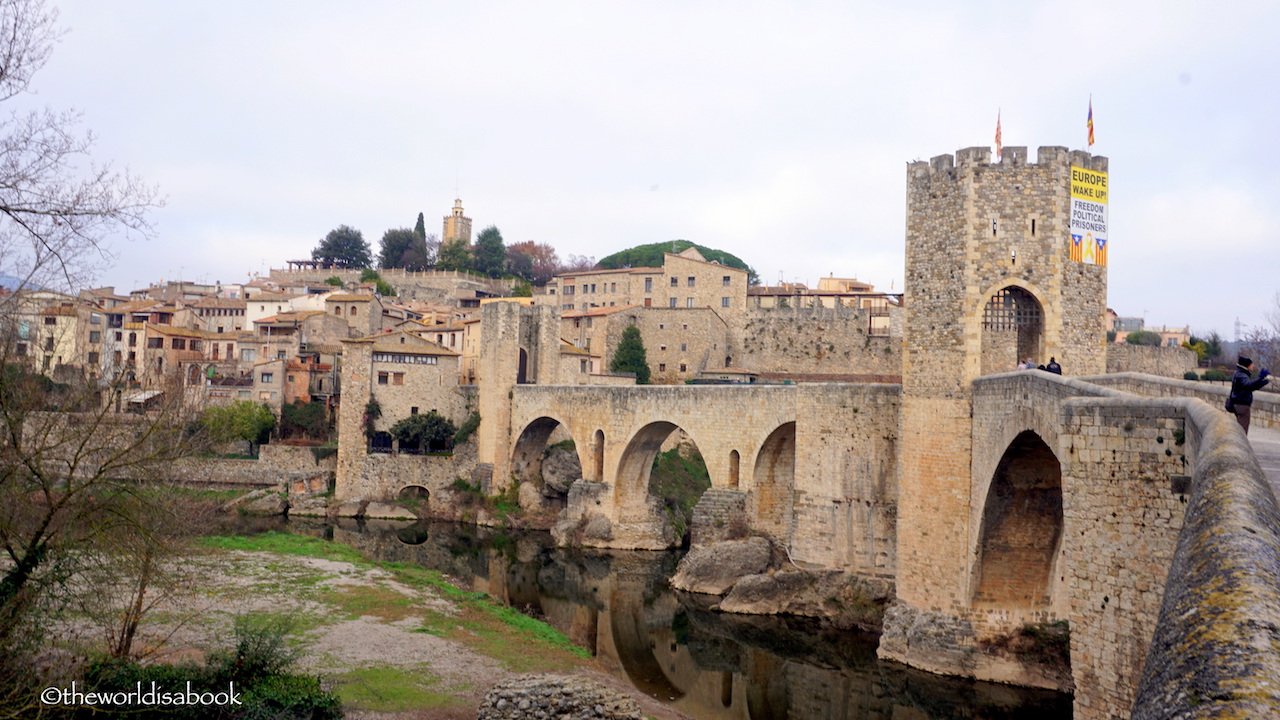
886,145,1109,669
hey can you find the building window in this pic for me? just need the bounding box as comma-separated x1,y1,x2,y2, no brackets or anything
146,337,163,349
680,363,687,372
392,372,404,385
410,407,419,415
351,306,358,316
190,340,202,352
574,319,580,328
586,317,593,328
670,277,678,287
658,363,666,372
660,345,667,352
88,352,99,364
377,372,389,385
669,298,677,307
287,375,295,383
580,359,588,373
88,331,101,343
687,276,695,287
212,345,220,359
722,275,731,286
172,338,186,350
128,333,137,347
686,298,694,308
277,350,286,360
44,316,56,326
681,343,687,351
261,372,273,383
241,348,256,362
44,336,54,351
683,324,689,330
722,297,730,308
645,278,653,293
114,331,122,342
15,343,25,356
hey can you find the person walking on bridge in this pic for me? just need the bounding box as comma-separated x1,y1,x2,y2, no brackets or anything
1046,357,1062,375
1227,356,1271,434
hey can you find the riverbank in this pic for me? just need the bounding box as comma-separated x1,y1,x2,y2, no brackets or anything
82,530,692,720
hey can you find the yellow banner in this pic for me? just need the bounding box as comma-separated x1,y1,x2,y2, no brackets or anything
1070,167,1108,203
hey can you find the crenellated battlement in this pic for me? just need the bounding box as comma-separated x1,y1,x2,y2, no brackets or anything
910,145,1107,179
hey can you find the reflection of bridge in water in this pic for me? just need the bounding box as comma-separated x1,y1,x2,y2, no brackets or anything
317,518,1071,719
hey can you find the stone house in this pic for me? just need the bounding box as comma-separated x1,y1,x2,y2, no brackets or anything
345,331,464,449
541,247,749,319
324,293,383,337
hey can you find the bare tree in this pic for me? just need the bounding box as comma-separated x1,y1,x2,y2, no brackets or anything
0,0,160,304
1240,290,1280,372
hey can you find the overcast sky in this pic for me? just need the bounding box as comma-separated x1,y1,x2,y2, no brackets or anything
21,0,1280,335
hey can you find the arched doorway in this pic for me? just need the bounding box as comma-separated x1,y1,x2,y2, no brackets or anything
751,422,796,543
972,430,1063,610
517,347,529,384
981,286,1043,374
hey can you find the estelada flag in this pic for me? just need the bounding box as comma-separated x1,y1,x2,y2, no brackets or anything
995,110,1003,159
1087,98,1095,147
1070,234,1084,262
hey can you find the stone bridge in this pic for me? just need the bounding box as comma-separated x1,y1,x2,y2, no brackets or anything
501,372,1280,720
507,382,900,570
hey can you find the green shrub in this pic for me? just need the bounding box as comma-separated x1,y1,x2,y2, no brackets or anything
1183,371,1199,381
453,411,481,445
391,411,457,452
1203,369,1229,381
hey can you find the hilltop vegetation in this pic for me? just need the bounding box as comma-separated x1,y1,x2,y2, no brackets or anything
598,240,759,285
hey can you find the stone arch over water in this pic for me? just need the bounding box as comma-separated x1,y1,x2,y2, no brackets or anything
972,430,1063,611
511,415,581,484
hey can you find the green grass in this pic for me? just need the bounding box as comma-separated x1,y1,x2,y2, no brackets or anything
332,667,462,712
200,531,371,566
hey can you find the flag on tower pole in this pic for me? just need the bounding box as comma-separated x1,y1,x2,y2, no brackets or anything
995,110,1003,159
1087,97,1095,147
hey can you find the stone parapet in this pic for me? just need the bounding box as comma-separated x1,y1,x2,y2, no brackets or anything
1105,345,1196,378
1083,371,1280,429
1131,399,1280,719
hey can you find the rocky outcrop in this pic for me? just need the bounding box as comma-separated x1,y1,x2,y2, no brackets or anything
540,445,580,495
720,570,892,631
669,537,774,595
477,674,641,720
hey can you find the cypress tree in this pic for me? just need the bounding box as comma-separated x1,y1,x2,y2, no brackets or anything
414,212,427,240
611,325,651,384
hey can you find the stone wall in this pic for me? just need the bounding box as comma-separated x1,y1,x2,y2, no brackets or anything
269,267,513,304
1083,371,1280,429
1105,344,1196,378
738,305,901,376
336,439,478,502
1060,397,1189,719
168,445,335,487
1131,400,1280,720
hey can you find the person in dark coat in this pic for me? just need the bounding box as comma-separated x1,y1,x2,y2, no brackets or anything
1046,357,1062,375
1227,355,1271,434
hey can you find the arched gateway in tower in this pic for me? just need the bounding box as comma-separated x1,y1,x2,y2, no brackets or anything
881,145,1109,679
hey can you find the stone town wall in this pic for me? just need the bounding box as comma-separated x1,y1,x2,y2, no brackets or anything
1059,397,1189,720
167,445,336,487
1083,371,1280,429
1131,400,1280,720
1105,344,1196,378
738,305,901,376
269,267,513,304
336,439,479,502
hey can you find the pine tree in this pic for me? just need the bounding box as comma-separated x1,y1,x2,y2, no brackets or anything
473,226,506,278
611,325,651,384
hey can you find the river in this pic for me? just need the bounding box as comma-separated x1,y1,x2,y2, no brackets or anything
284,516,1073,720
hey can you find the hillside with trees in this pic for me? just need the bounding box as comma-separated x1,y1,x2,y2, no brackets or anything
597,240,759,285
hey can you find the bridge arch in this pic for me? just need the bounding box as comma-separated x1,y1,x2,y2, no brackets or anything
977,280,1047,375
971,430,1064,613
511,415,583,484
749,422,796,542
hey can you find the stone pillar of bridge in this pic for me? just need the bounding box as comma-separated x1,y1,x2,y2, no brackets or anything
880,145,1109,687
477,301,564,491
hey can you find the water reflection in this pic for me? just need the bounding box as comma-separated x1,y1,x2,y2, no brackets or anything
291,518,1071,720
